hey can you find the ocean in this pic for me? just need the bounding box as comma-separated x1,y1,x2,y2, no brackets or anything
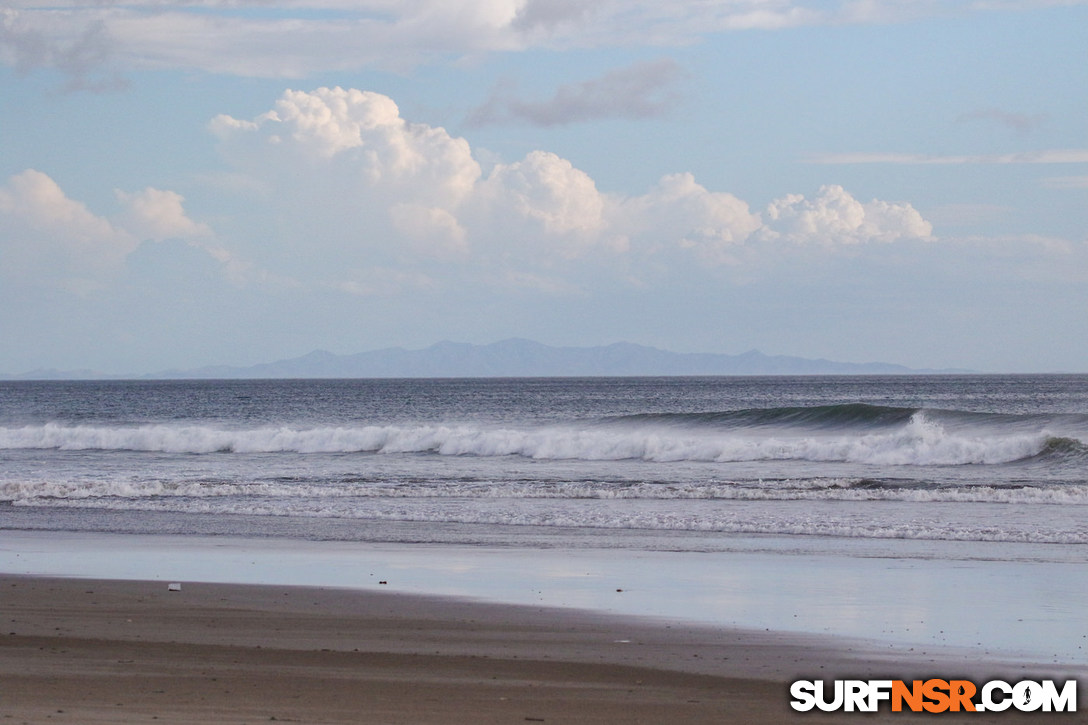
2,375,1087,548
3,375,1087,661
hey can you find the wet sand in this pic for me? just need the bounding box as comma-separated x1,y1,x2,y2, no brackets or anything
2,576,1079,724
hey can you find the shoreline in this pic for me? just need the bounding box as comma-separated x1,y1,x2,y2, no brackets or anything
3,575,1082,724
2,528,1086,663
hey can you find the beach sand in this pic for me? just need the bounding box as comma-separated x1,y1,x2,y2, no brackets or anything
2,576,1079,724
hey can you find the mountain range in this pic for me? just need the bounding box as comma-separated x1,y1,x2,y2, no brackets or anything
3,339,967,379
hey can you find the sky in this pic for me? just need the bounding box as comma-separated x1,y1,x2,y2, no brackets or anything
1,0,1086,375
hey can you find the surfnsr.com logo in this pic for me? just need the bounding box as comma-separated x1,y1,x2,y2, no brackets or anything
790,679,1077,713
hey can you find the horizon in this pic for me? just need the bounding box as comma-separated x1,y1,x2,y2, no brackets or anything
2,2,1086,375
10,337,1084,380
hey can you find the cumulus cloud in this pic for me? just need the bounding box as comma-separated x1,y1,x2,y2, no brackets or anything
209,87,937,281
480,151,607,236
210,87,488,274
0,169,217,290
0,86,940,302
389,203,468,258
469,58,685,127
115,187,212,242
212,88,622,266
761,184,933,245
211,87,481,209
0,169,136,281
611,173,762,263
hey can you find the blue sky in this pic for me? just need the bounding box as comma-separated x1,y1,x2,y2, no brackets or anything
1,0,1086,374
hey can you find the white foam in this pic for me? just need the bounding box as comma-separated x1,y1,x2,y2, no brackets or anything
0,413,1070,466
16,493,1087,544
5,477,1087,506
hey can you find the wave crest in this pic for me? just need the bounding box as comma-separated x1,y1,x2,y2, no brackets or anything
0,413,1078,467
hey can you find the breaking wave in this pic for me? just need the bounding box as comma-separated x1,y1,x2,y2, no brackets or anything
1,405,1084,467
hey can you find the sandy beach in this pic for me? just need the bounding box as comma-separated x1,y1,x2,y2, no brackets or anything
1,575,1080,724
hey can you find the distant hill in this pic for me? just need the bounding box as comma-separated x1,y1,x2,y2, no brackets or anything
1,339,971,380
139,339,962,379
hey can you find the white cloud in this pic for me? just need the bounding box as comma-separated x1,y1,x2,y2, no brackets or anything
468,149,630,264
214,89,622,265
3,3,525,80
1,88,942,304
0,169,136,281
263,88,404,158
115,187,212,242
761,184,933,245
389,203,468,258
212,86,481,209
4,1,1070,80
0,169,224,291
210,87,938,280
480,150,607,237
612,173,761,263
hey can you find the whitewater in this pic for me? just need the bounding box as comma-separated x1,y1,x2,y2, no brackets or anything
2,375,1087,547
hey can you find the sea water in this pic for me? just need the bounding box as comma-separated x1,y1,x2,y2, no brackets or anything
2,375,1086,546
2,375,1086,661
